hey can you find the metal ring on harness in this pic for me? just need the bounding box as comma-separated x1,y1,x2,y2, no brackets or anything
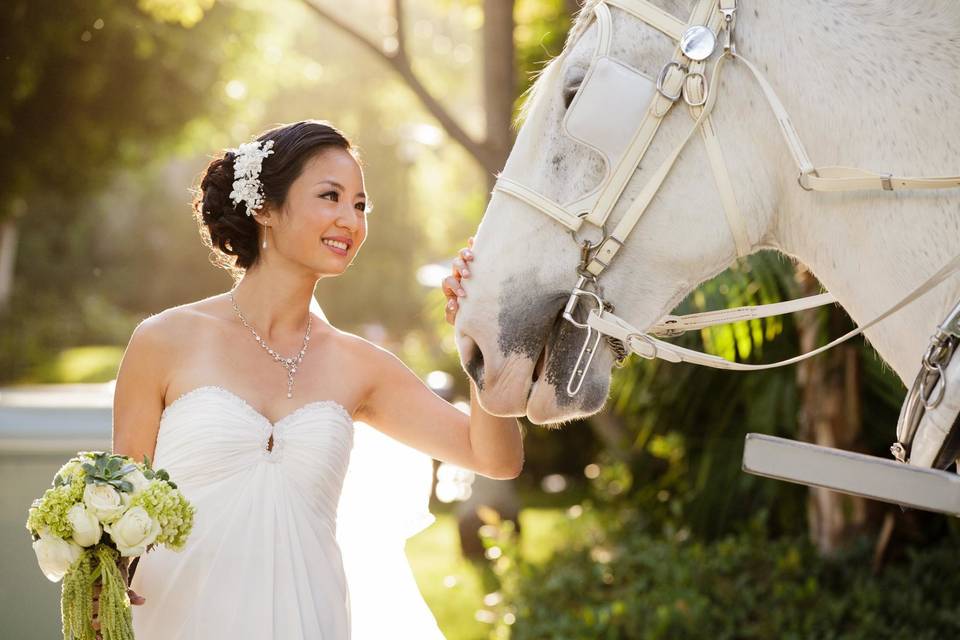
920,361,947,410
797,169,819,192
562,287,605,329
570,213,607,249
625,332,659,360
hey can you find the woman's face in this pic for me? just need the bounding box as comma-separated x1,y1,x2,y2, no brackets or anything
263,147,369,276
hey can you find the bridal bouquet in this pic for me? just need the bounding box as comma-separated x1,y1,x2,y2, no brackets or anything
25,451,195,640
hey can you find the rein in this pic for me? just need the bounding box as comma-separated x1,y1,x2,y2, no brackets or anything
491,0,960,398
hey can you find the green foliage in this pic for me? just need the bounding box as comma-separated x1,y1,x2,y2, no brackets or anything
61,545,134,640
89,544,135,640
0,0,264,214
605,253,807,539
0,0,271,384
515,0,575,97
603,252,909,540
60,549,98,640
483,507,960,639
81,452,138,493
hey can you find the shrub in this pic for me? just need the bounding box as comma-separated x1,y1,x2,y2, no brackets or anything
482,506,960,640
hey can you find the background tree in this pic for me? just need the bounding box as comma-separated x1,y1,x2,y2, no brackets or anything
0,0,271,310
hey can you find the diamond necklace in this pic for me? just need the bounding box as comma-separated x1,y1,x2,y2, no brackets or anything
229,286,312,398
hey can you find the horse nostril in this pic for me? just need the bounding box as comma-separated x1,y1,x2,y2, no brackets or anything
459,333,485,391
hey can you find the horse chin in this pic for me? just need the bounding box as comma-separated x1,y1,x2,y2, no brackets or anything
472,344,610,423
524,334,613,425
462,304,614,421
472,353,538,417
526,375,610,425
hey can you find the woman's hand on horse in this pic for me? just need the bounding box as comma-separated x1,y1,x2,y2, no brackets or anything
444,236,474,325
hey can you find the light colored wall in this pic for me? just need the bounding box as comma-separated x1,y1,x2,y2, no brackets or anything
0,385,112,638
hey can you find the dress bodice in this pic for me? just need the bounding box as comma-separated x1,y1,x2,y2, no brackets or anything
130,384,356,639
153,384,355,530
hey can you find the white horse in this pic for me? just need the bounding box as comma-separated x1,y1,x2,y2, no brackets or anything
454,0,960,429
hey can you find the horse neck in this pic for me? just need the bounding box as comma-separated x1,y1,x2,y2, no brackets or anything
744,0,960,383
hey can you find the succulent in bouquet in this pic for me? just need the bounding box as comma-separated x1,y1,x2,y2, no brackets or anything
25,451,195,640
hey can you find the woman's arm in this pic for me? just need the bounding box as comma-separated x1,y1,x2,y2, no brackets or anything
112,315,169,464
354,238,524,480
353,342,523,480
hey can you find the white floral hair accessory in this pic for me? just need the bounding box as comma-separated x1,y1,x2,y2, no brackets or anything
227,139,275,215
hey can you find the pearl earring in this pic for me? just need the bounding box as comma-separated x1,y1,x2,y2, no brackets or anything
262,227,267,249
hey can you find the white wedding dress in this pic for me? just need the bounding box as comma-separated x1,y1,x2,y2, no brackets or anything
129,384,445,639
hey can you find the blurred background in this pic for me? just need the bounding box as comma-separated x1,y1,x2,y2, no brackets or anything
1,1,958,638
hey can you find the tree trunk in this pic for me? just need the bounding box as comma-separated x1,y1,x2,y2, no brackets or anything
303,0,519,182
0,217,18,312
795,266,867,554
481,0,516,191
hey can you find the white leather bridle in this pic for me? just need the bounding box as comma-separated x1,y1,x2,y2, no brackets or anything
492,0,960,397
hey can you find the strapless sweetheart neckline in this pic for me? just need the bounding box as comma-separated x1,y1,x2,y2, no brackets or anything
159,384,353,429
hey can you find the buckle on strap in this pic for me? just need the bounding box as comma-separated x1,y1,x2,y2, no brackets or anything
656,61,686,102
881,173,894,191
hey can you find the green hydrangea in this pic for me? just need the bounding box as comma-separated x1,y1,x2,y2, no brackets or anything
25,475,86,540
128,479,195,550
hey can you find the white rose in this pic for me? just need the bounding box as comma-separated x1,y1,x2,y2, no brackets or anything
82,483,130,524
66,503,102,547
32,529,84,582
122,468,150,495
103,506,161,557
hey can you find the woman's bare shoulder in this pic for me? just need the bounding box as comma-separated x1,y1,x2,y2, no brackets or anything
137,293,229,339
125,295,230,388
324,325,393,364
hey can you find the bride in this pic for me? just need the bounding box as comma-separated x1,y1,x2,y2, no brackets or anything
90,119,522,639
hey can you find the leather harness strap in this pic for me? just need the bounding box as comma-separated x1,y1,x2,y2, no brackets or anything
593,254,960,371
649,292,836,337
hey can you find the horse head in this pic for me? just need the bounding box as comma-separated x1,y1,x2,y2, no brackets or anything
455,0,960,426
454,0,784,424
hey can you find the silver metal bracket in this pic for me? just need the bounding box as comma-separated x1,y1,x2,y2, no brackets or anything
562,276,613,396
567,324,603,396
720,1,737,56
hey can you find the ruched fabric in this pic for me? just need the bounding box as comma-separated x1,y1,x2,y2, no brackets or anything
128,384,444,639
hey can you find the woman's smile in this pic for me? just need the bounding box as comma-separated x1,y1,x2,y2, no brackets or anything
322,237,351,256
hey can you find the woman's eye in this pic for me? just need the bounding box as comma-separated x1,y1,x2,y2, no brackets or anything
321,191,338,201
355,202,367,212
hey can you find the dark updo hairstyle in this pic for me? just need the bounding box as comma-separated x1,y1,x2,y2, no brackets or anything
193,119,363,279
